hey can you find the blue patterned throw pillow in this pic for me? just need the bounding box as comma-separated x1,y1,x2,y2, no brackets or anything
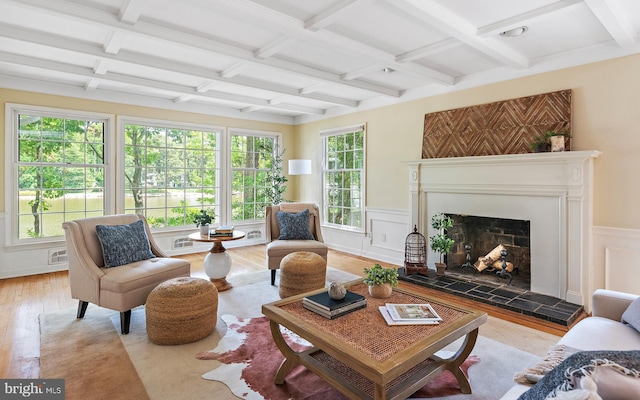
96,219,155,268
277,209,315,240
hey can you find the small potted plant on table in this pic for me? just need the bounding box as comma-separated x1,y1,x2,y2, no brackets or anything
429,213,454,276
363,263,398,299
194,209,214,235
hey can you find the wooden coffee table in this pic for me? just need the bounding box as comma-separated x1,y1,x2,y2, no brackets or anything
262,280,487,400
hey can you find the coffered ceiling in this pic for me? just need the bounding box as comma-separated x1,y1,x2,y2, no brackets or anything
1,0,639,124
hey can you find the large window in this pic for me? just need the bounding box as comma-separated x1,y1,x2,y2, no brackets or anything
122,121,223,228
230,130,279,222
8,105,112,242
321,124,365,231
6,105,282,246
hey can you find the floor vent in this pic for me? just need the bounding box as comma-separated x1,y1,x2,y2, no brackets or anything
48,248,68,265
173,237,194,249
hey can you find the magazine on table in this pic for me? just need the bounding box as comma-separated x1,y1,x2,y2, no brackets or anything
378,307,440,326
384,303,442,322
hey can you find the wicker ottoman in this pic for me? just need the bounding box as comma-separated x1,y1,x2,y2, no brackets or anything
279,251,327,299
146,277,218,345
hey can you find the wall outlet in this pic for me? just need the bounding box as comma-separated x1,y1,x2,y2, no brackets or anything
381,234,386,242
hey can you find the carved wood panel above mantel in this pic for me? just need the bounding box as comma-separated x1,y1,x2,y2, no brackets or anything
422,90,572,159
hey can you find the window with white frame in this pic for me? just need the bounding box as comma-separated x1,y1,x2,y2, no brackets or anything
7,104,112,243
321,124,365,231
230,130,280,222
121,120,223,228
6,105,282,246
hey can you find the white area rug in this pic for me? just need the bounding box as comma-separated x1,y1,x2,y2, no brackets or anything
111,268,556,399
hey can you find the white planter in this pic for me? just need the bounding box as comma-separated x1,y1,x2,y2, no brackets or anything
199,224,210,236
550,135,565,152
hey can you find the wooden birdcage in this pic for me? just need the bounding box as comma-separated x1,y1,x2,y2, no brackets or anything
404,225,428,276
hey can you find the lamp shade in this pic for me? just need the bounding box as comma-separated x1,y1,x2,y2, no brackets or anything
288,159,312,175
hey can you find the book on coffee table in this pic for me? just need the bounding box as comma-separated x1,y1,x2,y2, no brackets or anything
303,300,367,319
303,290,365,311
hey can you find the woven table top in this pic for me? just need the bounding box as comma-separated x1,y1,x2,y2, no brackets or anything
278,282,471,362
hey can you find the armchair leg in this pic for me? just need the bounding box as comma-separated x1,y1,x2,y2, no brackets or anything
77,301,89,318
271,270,276,285
120,310,132,335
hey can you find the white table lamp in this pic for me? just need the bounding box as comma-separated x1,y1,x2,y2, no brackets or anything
288,159,312,175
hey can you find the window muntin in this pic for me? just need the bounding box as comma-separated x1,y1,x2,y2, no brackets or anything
123,123,221,228
15,112,106,240
322,125,365,231
230,131,278,222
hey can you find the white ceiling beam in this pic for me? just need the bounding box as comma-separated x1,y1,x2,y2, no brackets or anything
304,0,373,32
103,31,128,54
388,0,530,68
173,94,193,103
196,81,217,93
254,36,296,59
0,50,326,115
119,0,151,24
0,23,357,107
220,61,247,78
341,64,383,81
583,0,636,47
396,38,460,63
299,82,326,95
9,0,399,97
241,105,263,113
476,0,582,37
93,59,110,75
84,79,99,91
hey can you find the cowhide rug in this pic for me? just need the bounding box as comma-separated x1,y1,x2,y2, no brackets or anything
196,314,479,400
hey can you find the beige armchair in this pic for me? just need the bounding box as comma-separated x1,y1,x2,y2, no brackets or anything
266,203,328,285
62,214,190,334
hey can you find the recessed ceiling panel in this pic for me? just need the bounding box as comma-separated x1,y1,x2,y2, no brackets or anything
328,2,449,55
434,0,560,28
496,5,612,59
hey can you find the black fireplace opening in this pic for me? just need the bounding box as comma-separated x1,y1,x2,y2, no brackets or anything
444,214,531,291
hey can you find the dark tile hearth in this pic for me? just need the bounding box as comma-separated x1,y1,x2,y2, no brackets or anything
398,268,583,326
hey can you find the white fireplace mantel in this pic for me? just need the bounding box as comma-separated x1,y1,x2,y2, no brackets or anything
405,150,601,308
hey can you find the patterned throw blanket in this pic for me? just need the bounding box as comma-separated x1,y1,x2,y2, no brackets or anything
517,350,640,400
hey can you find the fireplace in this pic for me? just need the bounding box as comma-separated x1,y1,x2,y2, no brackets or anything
446,214,531,290
406,151,601,309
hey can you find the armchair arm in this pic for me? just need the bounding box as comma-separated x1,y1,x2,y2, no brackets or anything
63,221,104,304
591,289,639,321
137,215,167,257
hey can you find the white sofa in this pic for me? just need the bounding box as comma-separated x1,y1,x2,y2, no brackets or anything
500,289,640,399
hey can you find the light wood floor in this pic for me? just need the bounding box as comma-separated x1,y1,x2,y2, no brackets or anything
0,244,569,379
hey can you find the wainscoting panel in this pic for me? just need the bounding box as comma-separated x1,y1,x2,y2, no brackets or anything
593,226,640,296
322,208,410,266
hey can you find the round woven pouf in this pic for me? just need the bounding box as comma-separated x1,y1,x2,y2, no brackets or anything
279,251,327,299
146,277,218,345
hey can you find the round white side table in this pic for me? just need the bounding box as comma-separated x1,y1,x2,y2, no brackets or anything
188,230,245,291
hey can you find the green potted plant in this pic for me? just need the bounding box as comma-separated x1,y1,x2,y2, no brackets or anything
194,209,214,235
429,213,454,276
363,263,398,298
530,130,571,152
266,147,288,205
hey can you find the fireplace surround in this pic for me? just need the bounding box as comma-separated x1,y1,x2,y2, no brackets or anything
405,150,601,309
